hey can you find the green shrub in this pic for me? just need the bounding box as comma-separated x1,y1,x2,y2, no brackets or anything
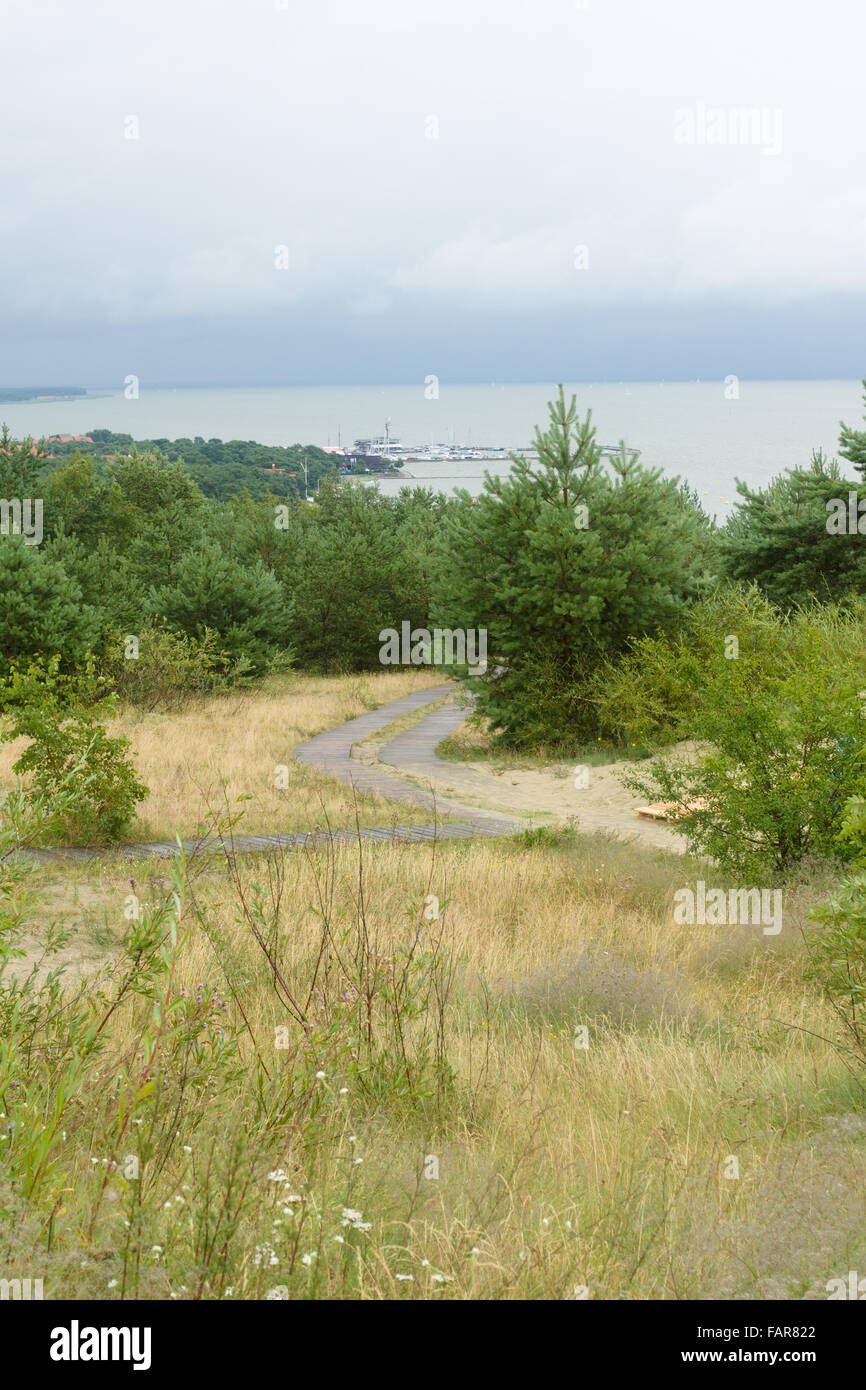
807,796,866,1069
0,656,148,844
615,593,866,874
100,621,252,710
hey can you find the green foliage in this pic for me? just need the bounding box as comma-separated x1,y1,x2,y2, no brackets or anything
719,450,866,608
511,823,577,851
100,621,253,709
595,585,784,746
0,657,148,844
0,534,101,677
839,379,866,476
0,424,44,496
806,794,866,1070
431,386,717,747
146,540,293,676
285,482,430,671
49,430,340,503
616,593,866,874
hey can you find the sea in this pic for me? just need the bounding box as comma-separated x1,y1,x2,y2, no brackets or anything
2,380,861,519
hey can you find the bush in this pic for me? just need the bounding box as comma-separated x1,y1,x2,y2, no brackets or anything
807,795,866,1070
614,593,866,874
100,621,252,710
595,586,785,747
0,656,148,844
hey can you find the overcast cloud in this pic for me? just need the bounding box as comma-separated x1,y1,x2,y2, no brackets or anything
1,0,864,382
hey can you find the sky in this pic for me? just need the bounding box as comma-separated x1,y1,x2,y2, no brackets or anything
2,0,865,385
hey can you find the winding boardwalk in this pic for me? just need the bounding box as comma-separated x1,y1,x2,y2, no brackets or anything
29,681,676,863
30,683,517,865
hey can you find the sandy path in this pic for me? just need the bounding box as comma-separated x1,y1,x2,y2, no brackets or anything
367,697,683,853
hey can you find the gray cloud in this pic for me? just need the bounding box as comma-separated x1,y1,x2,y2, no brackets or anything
2,0,864,380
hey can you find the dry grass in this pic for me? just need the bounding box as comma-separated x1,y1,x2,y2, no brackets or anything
10,823,865,1301
0,668,442,843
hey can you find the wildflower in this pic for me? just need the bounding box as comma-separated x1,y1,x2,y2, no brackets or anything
107,1279,119,1289
396,1274,414,1282
315,1071,327,1080
301,1252,316,1267
267,1169,289,1182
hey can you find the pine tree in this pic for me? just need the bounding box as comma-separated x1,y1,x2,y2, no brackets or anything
431,387,715,747
0,535,100,678
719,450,866,607
146,541,291,675
839,379,866,474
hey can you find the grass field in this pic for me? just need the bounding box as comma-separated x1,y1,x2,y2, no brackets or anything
3,677,864,1301
0,669,443,845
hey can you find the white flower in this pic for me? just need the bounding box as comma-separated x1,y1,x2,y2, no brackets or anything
340,1207,372,1231
224,1287,234,1298
421,1259,430,1267
267,1169,288,1182
315,1071,326,1080
334,1235,345,1244
107,1279,119,1289
470,1247,480,1255
353,1157,363,1165
301,1252,316,1266
339,1087,348,1095
183,1145,192,1153
395,1274,414,1281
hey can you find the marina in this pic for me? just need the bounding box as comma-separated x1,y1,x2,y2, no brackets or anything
333,419,639,475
